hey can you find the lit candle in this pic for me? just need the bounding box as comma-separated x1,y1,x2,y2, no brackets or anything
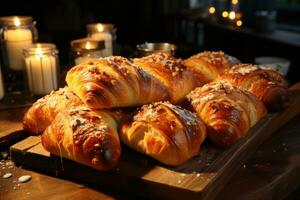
4,17,33,70
75,41,96,65
24,44,58,95
71,38,105,65
87,23,113,56
0,66,4,100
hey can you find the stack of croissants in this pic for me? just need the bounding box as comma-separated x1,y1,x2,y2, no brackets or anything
22,51,290,171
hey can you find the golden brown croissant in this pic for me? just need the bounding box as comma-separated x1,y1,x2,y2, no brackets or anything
120,101,207,166
183,51,240,85
22,87,83,135
220,64,289,111
66,56,169,109
133,52,198,103
187,82,267,147
42,105,121,171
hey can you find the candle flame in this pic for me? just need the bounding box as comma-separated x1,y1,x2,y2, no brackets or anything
229,11,236,20
14,17,21,26
97,24,104,32
85,41,92,50
36,48,43,57
208,7,216,14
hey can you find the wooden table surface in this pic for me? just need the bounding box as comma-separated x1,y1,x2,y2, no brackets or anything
0,108,300,200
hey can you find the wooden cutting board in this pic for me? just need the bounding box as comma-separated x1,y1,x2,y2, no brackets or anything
10,83,300,200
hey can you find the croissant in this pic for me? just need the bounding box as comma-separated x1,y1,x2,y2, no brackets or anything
41,105,121,171
22,87,83,135
183,51,240,85
66,56,169,109
220,64,289,111
133,52,198,103
120,102,207,166
187,82,267,147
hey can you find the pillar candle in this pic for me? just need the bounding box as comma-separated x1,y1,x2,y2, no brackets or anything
25,49,57,95
90,32,112,56
4,28,33,71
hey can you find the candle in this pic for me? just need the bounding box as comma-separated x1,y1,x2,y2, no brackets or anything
87,23,114,56
24,44,58,95
0,66,4,100
3,17,33,70
71,38,105,65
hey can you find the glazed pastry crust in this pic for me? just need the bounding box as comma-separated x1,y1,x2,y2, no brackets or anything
187,82,267,147
133,53,198,103
183,51,240,85
22,87,83,135
120,101,207,166
42,105,121,171
66,56,170,109
220,64,289,111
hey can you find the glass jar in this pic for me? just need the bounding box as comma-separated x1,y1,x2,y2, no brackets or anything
86,23,117,56
23,43,59,96
0,16,38,93
136,42,177,57
70,38,105,66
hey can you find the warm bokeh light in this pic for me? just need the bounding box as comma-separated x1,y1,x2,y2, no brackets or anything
97,24,104,32
14,17,21,26
208,7,216,14
232,0,238,5
85,41,92,50
222,11,229,18
236,20,243,27
229,11,236,20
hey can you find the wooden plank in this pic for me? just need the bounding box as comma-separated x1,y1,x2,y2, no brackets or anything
0,107,27,147
9,83,300,200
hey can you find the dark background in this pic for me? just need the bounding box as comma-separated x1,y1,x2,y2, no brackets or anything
0,0,300,84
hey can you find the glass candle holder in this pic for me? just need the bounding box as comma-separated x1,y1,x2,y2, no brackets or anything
23,43,59,96
86,23,116,56
0,16,38,93
70,38,105,65
136,42,177,57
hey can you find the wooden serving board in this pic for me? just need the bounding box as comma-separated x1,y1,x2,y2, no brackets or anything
10,83,300,200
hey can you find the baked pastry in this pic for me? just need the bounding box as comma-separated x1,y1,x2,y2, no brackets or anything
22,87,83,135
133,52,198,103
220,64,289,111
66,56,169,109
42,105,121,171
183,51,240,85
120,102,207,166
187,82,267,147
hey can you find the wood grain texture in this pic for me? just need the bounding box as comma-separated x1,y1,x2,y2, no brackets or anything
0,107,27,147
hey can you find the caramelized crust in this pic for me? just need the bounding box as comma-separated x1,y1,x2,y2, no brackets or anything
133,53,198,103
220,64,289,111
183,51,240,85
42,105,121,171
187,82,267,147
66,56,170,109
120,101,207,166
22,87,83,135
